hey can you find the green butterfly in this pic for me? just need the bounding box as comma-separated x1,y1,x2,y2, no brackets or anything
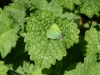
46,23,63,39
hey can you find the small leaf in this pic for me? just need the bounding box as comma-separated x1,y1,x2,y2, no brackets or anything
0,8,19,58
80,0,100,18
85,28,100,54
64,52,100,75
64,27,100,75
32,66,47,75
31,0,63,17
58,0,81,10
0,61,9,75
4,3,26,30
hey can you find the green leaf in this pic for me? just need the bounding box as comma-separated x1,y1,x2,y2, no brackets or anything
0,61,9,75
46,0,62,17
13,61,34,75
0,8,19,58
80,0,100,18
64,27,100,75
61,12,80,20
31,0,48,10
64,52,100,75
25,10,79,68
56,18,79,48
31,0,80,19
31,0,62,17
85,28,100,54
58,0,81,10
23,61,34,75
12,0,32,9
25,10,66,68
32,65,47,75
4,3,26,30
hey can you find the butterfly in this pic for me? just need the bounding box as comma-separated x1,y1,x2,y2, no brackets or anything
46,23,63,39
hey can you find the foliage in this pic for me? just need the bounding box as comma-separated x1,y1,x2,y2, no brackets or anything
0,0,100,75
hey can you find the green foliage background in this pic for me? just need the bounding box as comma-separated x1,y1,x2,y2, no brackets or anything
0,0,100,75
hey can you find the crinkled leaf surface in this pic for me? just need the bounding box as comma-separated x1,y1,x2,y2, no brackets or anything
31,0,47,9
4,3,26,30
32,65,47,75
64,27,100,75
0,61,9,75
0,8,19,58
31,0,80,19
61,12,80,20
25,9,79,68
58,0,81,10
55,18,79,48
31,0,62,17
64,53,100,75
85,28,100,54
13,61,34,75
12,0,32,9
80,0,100,18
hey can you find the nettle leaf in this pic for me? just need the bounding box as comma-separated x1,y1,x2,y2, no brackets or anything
80,0,100,18
85,28,100,54
64,27,100,75
25,10,66,68
31,0,47,9
31,0,80,20
58,0,81,10
61,12,80,20
25,10,79,68
31,0,62,17
0,61,9,75
0,8,19,58
64,53,100,75
46,0,62,17
12,0,32,8
13,61,34,75
4,3,26,30
55,18,79,48
32,65,47,75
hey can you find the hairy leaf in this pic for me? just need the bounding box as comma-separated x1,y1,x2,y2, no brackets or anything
0,61,9,75
58,0,81,10
31,0,80,20
4,3,26,30
80,0,100,18
25,10,66,68
25,10,79,68
32,65,47,75
31,0,62,17
55,17,79,48
85,28,100,54
64,52,100,75
64,27,100,75
0,8,19,58
13,61,34,75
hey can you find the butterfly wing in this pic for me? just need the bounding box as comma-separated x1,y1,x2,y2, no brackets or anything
47,29,62,39
47,23,62,39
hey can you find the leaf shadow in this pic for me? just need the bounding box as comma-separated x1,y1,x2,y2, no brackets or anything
45,43,86,75
63,44,84,71
41,35,88,75
94,25,100,31
4,37,32,74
